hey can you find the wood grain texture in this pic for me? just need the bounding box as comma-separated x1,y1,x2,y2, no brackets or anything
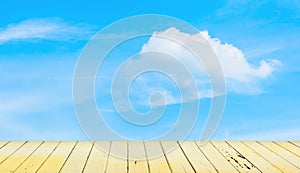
161,141,195,173
128,141,149,173
15,142,59,173
144,141,171,173
179,141,216,172
105,141,128,173
36,141,76,173
60,141,93,173
228,141,280,173
0,141,42,172
196,141,239,173
212,141,260,172
259,142,300,169
82,142,110,173
0,141,299,173
0,142,25,164
244,141,299,173
275,141,300,157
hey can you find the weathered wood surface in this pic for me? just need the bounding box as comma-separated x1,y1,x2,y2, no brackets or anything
0,141,299,172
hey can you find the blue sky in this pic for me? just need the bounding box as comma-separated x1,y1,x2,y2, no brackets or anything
1,0,300,140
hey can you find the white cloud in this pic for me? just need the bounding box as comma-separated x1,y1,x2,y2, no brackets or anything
0,18,93,44
140,27,281,96
199,30,281,81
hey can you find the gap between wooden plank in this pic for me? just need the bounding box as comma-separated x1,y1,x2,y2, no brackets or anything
104,142,112,173
0,142,9,150
82,142,95,172
177,141,197,173
142,141,151,173
289,141,300,148
159,141,172,173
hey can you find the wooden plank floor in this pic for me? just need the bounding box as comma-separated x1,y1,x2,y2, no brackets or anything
0,141,299,172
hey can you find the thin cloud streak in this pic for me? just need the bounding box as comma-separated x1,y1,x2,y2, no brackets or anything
0,18,94,44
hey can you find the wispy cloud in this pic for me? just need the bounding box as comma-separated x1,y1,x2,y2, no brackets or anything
225,127,300,140
0,18,94,44
0,54,85,140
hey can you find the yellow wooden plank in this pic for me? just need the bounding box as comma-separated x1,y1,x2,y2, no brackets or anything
179,142,216,172
244,141,299,173
36,141,76,173
0,141,299,172
0,141,25,164
212,141,260,172
290,141,300,148
144,142,171,173
259,142,300,169
128,141,148,173
106,141,127,173
275,142,300,157
14,142,59,173
60,141,93,173
228,141,281,173
196,141,239,173
161,141,195,173
83,142,110,173
0,141,42,172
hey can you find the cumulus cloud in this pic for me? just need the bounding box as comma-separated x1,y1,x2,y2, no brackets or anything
0,18,93,44
109,27,281,108
199,30,281,81
139,27,281,96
